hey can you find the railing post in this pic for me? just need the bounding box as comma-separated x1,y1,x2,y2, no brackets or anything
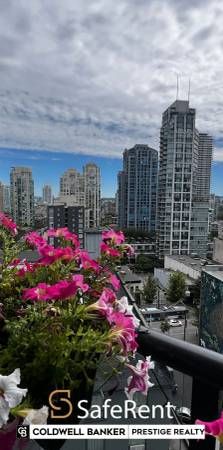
189,378,220,449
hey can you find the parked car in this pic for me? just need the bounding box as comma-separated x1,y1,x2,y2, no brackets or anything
168,319,182,327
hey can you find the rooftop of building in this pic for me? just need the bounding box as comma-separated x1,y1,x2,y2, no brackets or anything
117,265,142,284
203,265,223,281
165,254,215,273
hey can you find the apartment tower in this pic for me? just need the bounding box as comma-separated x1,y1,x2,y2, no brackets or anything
10,167,34,226
158,100,212,257
117,144,158,232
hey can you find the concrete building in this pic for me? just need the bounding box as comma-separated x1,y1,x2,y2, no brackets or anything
117,170,127,230
84,229,102,259
129,241,156,261
48,204,85,248
59,164,100,229
117,144,158,232
200,266,223,353
83,163,101,229
196,133,212,202
158,100,212,258
59,169,85,206
3,185,11,213
42,184,52,204
10,167,34,226
100,197,117,226
213,235,223,264
0,182,4,211
154,254,215,292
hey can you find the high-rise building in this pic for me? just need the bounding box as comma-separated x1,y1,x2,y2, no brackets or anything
158,100,212,258
196,133,213,202
3,185,11,213
59,165,101,228
10,167,34,226
59,169,85,206
100,198,117,226
83,163,101,228
117,144,158,232
48,204,85,248
42,185,52,204
0,183,4,211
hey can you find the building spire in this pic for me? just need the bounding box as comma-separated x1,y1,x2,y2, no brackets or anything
188,78,191,103
176,74,179,100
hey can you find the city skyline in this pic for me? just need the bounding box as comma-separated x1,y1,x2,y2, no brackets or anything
0,147,222,199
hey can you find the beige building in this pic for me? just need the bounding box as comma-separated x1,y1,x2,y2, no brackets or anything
59,164,100,229
213,238,223,264
59,169,85,206
83,163,100,228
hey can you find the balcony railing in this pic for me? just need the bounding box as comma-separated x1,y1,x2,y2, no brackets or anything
119,276,223,450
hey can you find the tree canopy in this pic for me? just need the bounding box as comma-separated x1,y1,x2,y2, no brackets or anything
166,271,186,303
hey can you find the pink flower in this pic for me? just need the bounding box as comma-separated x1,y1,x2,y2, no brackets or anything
23,276,89,302
125,357,154,400
196,413,223,443
46,228,80,248
86,297,113,320
49,280,78,300
38,245,75,265
0,213,17,236
25,232,47,249
22,283,51,301
108,311,138,354
100,242,121,257
16,260,38,277
78,251,100,272
124,244,134,256
109,274,120,291
72,274,89,293
99,288,116,304
102,230,125,245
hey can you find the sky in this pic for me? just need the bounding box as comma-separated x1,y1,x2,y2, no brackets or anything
0,0,223,195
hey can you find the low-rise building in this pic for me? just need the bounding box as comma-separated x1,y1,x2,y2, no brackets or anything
129,241,156,261
200,265,223,353
84,229,102,259
154,254,215,292
47,204,85,248
213,237,223,264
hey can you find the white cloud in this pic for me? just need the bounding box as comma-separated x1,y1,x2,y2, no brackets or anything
0,0,223,159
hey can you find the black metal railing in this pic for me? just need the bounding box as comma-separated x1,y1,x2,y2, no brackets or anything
119,276,223,450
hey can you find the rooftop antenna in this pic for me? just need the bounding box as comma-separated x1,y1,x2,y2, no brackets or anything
188,78,191,103
176,74,179,100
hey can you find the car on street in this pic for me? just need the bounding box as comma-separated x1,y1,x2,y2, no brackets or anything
168,319,182,327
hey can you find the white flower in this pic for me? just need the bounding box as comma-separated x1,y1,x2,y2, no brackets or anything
117,296,140,328
0,369,27,427
23,406,49,425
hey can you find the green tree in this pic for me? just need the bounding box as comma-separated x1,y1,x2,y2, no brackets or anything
142,274,158,304
190,277,201,306
160,320,170,333
135,254,162,273
166,271,186,303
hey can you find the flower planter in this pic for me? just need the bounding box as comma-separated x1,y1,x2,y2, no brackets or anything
35,377,94,450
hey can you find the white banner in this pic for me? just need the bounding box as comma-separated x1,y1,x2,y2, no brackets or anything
23,424,206,440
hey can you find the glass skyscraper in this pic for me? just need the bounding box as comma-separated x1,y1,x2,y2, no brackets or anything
118,144,158,232
158,100,212,257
